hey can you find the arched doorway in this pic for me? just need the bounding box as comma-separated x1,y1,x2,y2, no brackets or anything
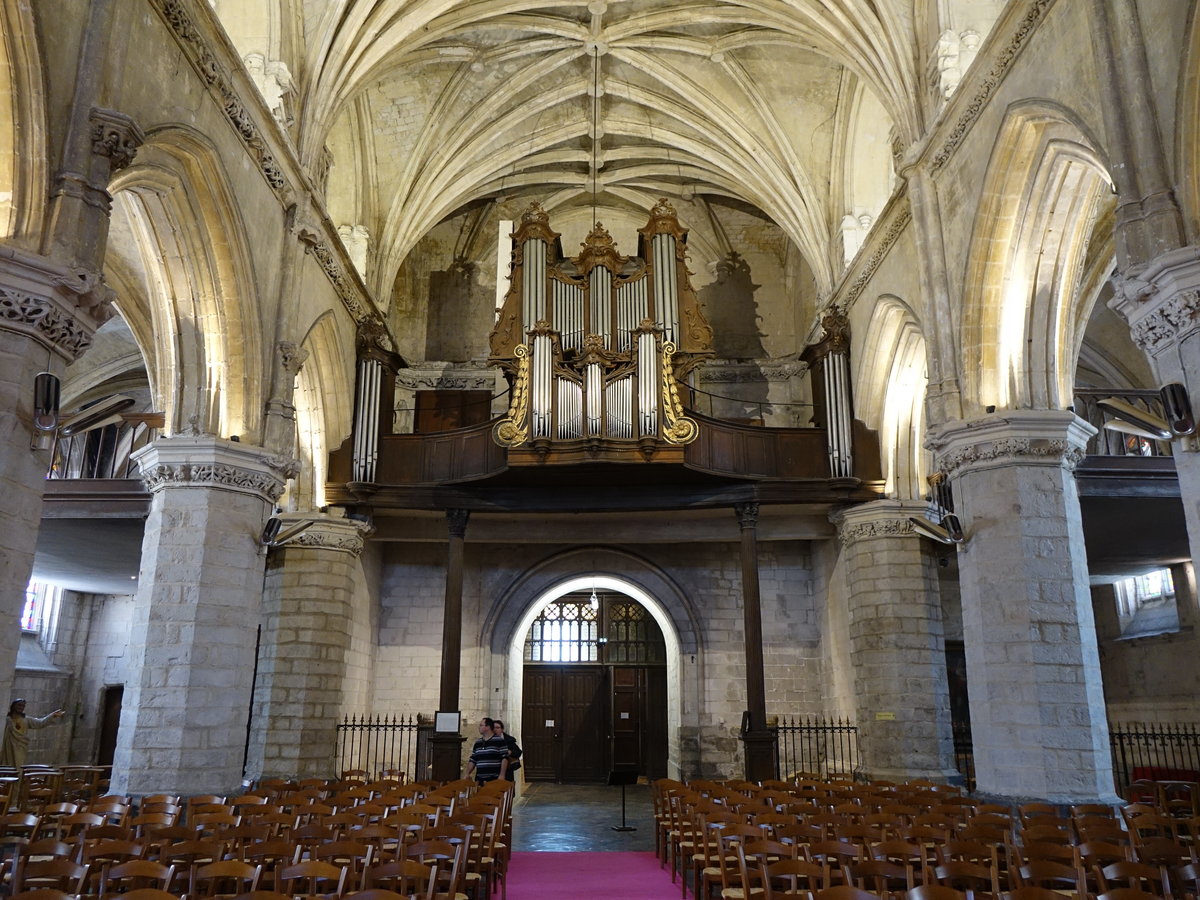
517,587,668,783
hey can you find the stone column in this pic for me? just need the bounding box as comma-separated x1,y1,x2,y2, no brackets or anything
930,410,1117,802
246,514,370,780
1112,249,1200,575
833,500,958,782
430,509,469,782
735,501,775,782
110,434,294,796
0,103,141,695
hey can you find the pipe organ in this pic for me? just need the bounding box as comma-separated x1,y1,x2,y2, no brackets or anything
490,200,713,456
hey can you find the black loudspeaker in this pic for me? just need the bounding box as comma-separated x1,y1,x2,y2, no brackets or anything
1161,383,1195,436
33,372,60,432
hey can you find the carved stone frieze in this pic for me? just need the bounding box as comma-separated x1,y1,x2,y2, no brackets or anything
836,517,915,545
140,461,288,501
700,360,806,384
0,288,95,358
151,0,394,349
842,205,912,310
937,436,1086,477
929,0,1056,172
134,435,295,502
286,518,372,556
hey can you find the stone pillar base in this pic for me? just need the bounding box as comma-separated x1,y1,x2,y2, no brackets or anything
741,729,776,783
429,733,466,783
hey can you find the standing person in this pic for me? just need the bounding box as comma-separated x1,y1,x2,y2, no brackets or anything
492,719,522,781
465,716,509,785
0,700,65,767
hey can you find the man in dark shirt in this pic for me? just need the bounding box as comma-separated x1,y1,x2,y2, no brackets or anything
465,715,509,784
492,719,522,781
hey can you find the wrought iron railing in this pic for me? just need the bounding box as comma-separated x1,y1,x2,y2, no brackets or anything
335,714,431,781
45,418,159,480
682,384,813,427
952,720,975,791
1073,388,1173,457
1110,721,1200,796
773,715,859,780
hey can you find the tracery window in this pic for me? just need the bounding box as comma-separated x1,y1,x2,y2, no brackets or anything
523,592,666,664
22,580,63,643
524,599,598,662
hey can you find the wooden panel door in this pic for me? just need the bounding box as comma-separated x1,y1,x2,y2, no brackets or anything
521,665,608,782
521,668,560,782
611,666,669,779
559,666,607,783
611,667,641,771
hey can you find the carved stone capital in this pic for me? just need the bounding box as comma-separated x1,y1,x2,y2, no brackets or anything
133,435,295,503
447,509,471,538
928,410,1095,479
89,108,145,173
735,501,760,530
831,500,931,545
277,340,309,376
277,513,372,556
1110,245,1200,356
0,248,114,359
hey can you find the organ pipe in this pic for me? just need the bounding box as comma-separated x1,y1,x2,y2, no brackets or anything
352,358,382,482
488,199,710,450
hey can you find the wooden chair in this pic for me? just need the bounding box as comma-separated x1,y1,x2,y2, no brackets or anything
158,838,225,895
999,889,1073,900
404,839,463,900
365,859,438,900
10,890,73,900
10,857,87,896
102,859,175,896
278,860,347,900
813,887,887,900
905,888,966,900
933,860,999,898
1096,860,1171,896
240,839,301,893
191,859,262,898
760,857,828,900
845,859,913,898
1016,859,1085,895
310,840,373,892
806,840,867,888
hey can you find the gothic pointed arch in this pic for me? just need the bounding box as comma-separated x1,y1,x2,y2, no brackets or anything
1176,0,1200,242
959,102,1111,415
293,309,355,509
107,127,264,440
855,296,929,500
0,0,47,243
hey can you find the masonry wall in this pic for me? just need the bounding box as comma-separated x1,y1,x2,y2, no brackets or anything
1092,582,1200,722
373,536,827,778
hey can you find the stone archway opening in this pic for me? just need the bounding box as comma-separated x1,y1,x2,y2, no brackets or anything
505,574,684,781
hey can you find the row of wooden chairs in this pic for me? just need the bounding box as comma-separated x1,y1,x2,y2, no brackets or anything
0,779,513,900
655,776,1200,900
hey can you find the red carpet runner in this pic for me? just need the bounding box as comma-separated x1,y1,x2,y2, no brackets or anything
506,851,677,899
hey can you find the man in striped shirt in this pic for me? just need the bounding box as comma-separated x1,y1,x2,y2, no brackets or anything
465,716,510,784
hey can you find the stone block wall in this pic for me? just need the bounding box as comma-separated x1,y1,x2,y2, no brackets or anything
372,536,826,778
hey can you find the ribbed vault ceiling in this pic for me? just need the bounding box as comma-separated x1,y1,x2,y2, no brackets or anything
301,0,923,295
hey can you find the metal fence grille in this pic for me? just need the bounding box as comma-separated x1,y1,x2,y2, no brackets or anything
335,714,430,781
1110,721,1200,795
773,716,859,780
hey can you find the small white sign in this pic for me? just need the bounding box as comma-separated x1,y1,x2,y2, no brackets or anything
545,719,554,727
620,712,630,719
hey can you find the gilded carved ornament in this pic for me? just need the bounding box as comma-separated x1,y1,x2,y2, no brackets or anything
660,341,698,446
493,344,531,448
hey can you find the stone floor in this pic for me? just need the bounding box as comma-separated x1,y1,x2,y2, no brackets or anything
511,781,655,852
